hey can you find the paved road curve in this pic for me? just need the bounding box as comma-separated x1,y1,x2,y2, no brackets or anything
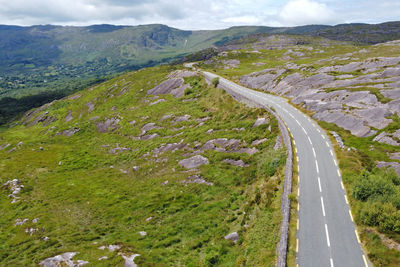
203,71,368,267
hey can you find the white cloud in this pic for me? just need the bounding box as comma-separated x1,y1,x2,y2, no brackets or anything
0,0,397,29
279,0,335,26
222,16,260,25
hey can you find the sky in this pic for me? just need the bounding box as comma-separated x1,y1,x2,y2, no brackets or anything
0,0,399,30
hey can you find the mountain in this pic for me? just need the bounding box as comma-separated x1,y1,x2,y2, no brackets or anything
1,21,400,124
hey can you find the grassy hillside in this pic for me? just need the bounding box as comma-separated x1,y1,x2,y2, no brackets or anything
0,65,286,266
199,34,400,266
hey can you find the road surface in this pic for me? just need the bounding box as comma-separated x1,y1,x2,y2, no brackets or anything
203,71,368,267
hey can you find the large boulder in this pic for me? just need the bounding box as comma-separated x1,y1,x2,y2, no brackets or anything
179,155,209,169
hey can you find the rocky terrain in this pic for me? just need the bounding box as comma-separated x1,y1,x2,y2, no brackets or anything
202,36,400,177
0,66,286,266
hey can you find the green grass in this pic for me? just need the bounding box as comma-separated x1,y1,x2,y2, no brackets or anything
0,65,286,266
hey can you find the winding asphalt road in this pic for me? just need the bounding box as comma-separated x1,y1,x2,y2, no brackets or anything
202,71,369,267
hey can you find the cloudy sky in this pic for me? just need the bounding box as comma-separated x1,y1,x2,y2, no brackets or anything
0,0,399,30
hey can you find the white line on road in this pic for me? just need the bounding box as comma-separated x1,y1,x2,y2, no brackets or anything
317,128,321,133
308,136,313,145
302,127,307,134
318,177,322,192
295,119,300,125
312,147,316,157
316,160,319,174
321,197,326,217
330,258,334,267
325,224,331,247
333,159,338,166
330,149,333,156
337,169,341,177
322,135,326,140
326,141,330,147
341,181,345,189
345,195,349,204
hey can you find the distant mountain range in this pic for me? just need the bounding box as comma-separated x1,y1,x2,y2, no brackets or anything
0,21,399,123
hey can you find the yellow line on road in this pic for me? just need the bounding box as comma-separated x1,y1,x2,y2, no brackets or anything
349,210,354,222
363,255,368,267
345,195,349,204
296,238,299,253
355,230,361,243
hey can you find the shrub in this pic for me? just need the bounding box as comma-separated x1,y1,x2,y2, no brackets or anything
352,173,395,201
211,77,219,88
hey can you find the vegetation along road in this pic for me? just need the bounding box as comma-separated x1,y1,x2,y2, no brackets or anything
203,71,368,267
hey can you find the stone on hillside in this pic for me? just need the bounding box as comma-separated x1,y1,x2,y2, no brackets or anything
40,252,88,267
98,244,121,252
224,232,239,243
182,175,213,186
147,78,186,98
120,254,140,267
4,179,23,203
98,256,108,261
253,117,269,127
174,114,191,122
221,59,240,68
331,131,345,150
389,152,400,161
28,112,57,127
381,88,400,100
109,145,130,154
152,142,189,155
139,231,147,236
393,129,400,139
167,70,198,79
0,143,10,150
14,218,28,226
149,99,166,106
65,111,73,122
160,114,174,121
223,159,249,167
313,110,375,137
373,132,399,146
95,118,120,133
133,133,159,141
251,138,267,146
86,102,95,113
57,128,80,137
179,155,209,169
377,162,400,177
141,123,161,133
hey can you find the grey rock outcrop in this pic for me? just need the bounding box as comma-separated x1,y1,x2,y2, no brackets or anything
377,162,400,177
95,118,120,133
179,155,209,169
253,117,269,127
40,252,88,267
224,232,239,243
147,78,189,98
182,175,213,186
